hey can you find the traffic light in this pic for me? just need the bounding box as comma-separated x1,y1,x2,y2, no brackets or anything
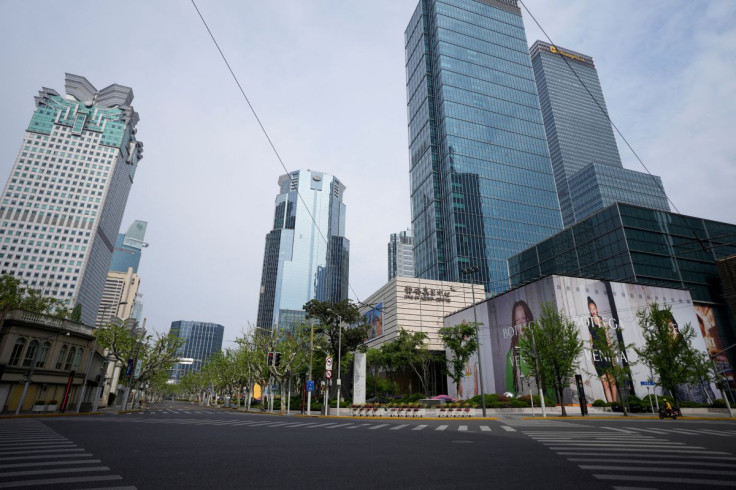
267,352,274,366
274,352,281,367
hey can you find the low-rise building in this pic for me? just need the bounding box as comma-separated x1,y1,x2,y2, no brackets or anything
0,310,104,413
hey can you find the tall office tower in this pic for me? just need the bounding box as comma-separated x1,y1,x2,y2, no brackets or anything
96,220,148,326
0,74,143,325
109,220,148,273
388,228,415,280
95,268,139,327
256,170,349,332
169,321,224,380
530,41,670,226
405,0,563,295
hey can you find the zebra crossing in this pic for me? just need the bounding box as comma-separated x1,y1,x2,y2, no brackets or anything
60,416,509,434
621,426,736,438
0,419,134,489
523,428,736,488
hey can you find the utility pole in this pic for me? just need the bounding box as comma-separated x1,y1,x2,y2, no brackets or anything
461,266,486,417
307,318,314,415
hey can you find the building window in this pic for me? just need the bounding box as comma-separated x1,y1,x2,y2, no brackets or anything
64,346,76,371
22,340,39,368
36,341,51,368
72,348,83,370
55,345,68,370
9,338,26,366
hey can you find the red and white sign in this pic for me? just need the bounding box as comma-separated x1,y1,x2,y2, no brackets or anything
325,370,332,379
325,357,333,370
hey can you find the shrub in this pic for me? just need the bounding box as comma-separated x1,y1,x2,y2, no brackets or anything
711,399,727,408
48,400,59,405
34,400,46,406
592,399,606,407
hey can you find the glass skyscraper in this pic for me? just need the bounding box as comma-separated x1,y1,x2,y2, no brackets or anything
256,170,349,332
405,0,563,295
169,321,224,380
109,220,148,273
0,74,143,325
530,41,669,227
388,228,415,280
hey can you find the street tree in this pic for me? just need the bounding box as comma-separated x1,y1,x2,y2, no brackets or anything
589,316,634,416
95,323,183,409
439,322,478,398
304,299,370,398
0,274,69,331
635,303,704,408
517,303,584,416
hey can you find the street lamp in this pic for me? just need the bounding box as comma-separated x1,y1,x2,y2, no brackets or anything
460,265,486,418
16,330,70,415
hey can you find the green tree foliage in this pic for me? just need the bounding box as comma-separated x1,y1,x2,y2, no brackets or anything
589,316,634,416
70,304,82,322
0,274,69,327
95,322,183,407
378,329,437,395
517,303,584,416
635,303,705,408
439,322,478,397
303,299,370,358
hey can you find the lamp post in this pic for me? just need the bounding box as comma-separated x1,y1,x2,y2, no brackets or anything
460,265,486,418
16,330,70,415
325,307,344,417
307,317,314,415
530,326,547,418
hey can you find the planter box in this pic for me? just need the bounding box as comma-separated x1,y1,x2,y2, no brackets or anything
46,404,58,412
32,404,46,413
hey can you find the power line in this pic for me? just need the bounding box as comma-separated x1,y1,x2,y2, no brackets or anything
190,1,362,305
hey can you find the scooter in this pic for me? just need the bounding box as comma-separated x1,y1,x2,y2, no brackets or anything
658,407,680,420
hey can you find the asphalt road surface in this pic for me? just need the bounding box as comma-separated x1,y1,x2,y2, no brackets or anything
1,401,734,489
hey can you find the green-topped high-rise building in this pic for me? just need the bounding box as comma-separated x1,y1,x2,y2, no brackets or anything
0,74,144,325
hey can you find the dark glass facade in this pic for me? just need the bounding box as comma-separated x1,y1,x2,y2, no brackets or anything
169,321,224,380
406,0,562,296
530,41,669,227
508,203,736,369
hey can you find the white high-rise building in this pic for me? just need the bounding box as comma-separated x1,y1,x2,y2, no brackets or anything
0,74,143,325
388,228,414,280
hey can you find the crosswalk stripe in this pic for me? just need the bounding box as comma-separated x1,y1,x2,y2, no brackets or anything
624,428,667,435
0,453,94,462
368,424,388,430
480,426,492,432
435,425,448,431
326,424,353,429
0,459,101,470
412,425,427,431
458,425,468,431
389,424,409,431
501,426,516,432
0,474,123,488
1,466,110,478
580,465,736,475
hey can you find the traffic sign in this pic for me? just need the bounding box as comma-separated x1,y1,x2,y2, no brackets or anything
325,357,333,370
307,380,315,392
325,370,332,379
640,381,655,386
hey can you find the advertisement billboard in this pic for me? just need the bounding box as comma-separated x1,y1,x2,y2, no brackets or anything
444,275,719,403
365,302,383,339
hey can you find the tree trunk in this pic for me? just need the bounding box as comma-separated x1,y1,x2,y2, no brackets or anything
558,387,567,416
618,384,628,416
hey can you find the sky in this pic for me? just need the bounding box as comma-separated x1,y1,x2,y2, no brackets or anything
0,1,734,348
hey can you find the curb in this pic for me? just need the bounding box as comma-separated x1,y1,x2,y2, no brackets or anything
294,414,500,421
0,411,103,419
520,416,736,421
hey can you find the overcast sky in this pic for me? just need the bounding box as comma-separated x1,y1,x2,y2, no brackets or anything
1,1,734,347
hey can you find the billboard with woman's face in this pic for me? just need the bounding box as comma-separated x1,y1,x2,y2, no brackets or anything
444,275,718,403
